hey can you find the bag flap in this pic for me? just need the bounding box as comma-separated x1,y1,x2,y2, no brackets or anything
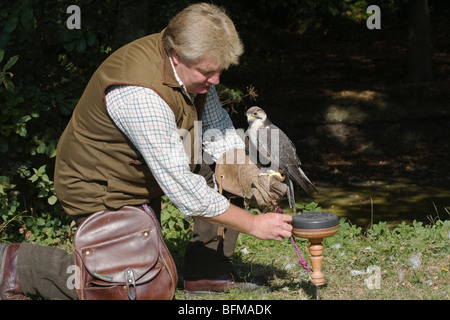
74,206,161,284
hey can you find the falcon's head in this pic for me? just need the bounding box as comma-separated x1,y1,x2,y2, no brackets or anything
246,106,267,126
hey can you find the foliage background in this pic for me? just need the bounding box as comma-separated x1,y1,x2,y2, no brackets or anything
1,0,449,247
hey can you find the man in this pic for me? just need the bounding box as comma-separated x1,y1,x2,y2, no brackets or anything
0,3,292,299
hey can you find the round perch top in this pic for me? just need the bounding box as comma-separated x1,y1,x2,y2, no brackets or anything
292,212,339,230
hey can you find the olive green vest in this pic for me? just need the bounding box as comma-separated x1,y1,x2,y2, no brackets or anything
54,32,206,217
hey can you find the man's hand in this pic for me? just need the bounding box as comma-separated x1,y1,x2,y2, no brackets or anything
215,149,287,208
249,212,293,241
198,203,292,241
249,172,287,208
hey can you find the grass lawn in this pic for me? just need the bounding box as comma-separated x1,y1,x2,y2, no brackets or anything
165,215,449,300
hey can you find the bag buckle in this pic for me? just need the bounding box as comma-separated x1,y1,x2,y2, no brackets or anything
125,268,136,300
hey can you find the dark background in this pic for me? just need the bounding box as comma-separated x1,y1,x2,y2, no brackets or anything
1,1,449,241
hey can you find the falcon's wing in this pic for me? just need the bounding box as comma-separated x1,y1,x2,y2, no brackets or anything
267,124,317,196
278,130,301,167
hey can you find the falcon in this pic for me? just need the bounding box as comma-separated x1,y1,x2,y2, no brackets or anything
246,106,317,212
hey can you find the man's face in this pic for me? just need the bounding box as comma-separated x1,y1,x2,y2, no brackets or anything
171,51,222,94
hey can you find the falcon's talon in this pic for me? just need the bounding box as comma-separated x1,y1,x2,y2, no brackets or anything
268,171,283,181
258,170,282,181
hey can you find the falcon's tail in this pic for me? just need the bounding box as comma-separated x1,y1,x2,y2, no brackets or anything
289,165,318,196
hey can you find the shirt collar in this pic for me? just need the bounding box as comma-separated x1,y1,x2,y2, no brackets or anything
168,55,196,100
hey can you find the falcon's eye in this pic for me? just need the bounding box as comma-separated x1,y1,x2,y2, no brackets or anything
252,112,257,116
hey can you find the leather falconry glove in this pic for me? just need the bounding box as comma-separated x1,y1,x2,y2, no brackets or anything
215,149,287,208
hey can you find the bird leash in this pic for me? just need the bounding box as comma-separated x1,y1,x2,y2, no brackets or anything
272,201,311,272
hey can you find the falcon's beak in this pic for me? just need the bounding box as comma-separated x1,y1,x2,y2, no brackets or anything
246,114,254,122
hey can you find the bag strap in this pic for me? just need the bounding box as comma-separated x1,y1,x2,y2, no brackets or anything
142,204,159,225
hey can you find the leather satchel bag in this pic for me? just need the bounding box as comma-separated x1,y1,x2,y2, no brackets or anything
73,205,178,300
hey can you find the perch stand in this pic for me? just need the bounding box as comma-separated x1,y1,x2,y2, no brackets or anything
292,212,339,286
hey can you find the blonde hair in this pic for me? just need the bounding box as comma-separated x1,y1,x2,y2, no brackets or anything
162,3,244,70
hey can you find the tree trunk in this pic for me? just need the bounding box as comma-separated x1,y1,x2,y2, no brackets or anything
407,0,433,82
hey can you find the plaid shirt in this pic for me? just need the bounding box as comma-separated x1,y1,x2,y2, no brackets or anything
105,80,245,218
